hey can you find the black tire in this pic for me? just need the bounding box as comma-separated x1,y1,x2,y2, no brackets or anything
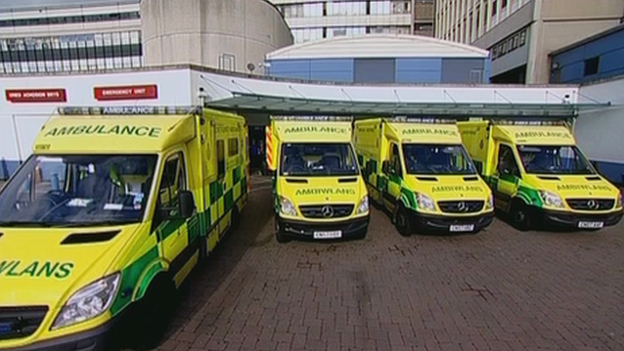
510,200,531,231
394,205,413,237
134,276,176,350
275,218,290,243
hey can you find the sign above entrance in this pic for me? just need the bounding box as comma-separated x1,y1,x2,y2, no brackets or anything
5,89,67,103
94,85,158,101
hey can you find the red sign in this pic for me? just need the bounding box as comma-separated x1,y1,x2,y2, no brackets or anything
94,85,158,101
5,89,67,103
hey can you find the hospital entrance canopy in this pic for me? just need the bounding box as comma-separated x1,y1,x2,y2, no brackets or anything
195,69,608,118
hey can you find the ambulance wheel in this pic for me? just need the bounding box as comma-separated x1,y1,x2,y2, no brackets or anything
275,218,290,243
510,200,531,231
135,276,176,350
395,206,412,237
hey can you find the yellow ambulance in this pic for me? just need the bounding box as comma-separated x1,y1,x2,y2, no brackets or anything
354,118,494,236
266,116,369,243
458,119,623,230
0,106,249,350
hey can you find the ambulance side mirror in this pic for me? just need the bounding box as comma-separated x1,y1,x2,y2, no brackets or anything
179,191,196,218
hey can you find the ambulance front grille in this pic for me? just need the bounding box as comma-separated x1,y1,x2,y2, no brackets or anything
299,204,355,219
566,199,615,211
0,306,48,341
438,200,484,214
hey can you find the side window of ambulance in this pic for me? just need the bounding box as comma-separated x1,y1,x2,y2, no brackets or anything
228,138,239,157
497,145,520,178
390,144,402,176
217,140,225,179
156,153,187,223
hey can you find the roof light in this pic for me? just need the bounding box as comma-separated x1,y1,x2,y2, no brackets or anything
389,117,457,124
271,116,353,122
58,106,202,116
490,119,569,126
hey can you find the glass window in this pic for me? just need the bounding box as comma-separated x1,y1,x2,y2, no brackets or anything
388,144,402,175
0,155,158,227
497,145,520,177
217,140,225,179
517,145,594,175
392,1,411,14
280,143,359,177
228,138,239,157
371,1,392,14
403,144,476,175
130,31,140,44
156,153,187,223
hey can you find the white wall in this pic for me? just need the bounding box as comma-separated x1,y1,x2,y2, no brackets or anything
575,77,624,181
0,68,193,176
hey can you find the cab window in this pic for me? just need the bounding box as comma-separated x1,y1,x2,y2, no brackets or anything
389,143,402,176
156,153,187,225
498,145,520,178
217,140,225,178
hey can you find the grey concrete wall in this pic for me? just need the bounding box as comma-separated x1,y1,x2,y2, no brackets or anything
141,0,293,73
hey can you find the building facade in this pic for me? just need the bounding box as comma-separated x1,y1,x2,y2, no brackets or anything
550,25,624,85
0,0,142,74
435,0,624,84
141,0,293,73
549,24,624,183
265,34,490,83
0,0,292,75
269,0,435,43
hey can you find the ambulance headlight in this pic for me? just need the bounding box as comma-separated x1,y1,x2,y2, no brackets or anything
416,193,435,211
617,192,622,208
486,195,494,209
357,196,369,214
52,273,121,329
279,196,297,216
539,190,564,208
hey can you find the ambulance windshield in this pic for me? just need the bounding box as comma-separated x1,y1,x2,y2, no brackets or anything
280,143,359,177
0,154,158,227
517,145,595,175
403,144,477,175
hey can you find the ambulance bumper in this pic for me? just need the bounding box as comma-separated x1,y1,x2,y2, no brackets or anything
278,215,370,240
2,319,115,351
410,211,495,233
536,208,623,229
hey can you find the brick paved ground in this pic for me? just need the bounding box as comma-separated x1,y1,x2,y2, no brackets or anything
145,176,624,351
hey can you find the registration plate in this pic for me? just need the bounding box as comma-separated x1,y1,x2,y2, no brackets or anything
450,224,475,232
578,221,604,229
313,230,342,239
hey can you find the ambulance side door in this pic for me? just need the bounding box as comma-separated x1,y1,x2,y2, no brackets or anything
153,151,192,269
382,143,403,211
493,143,521,211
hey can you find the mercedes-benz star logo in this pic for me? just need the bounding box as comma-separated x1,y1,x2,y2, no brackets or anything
321,206,334,218
587,200,599,210
457,202,467,212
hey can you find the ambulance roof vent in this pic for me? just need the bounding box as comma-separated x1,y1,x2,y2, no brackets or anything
57,106,202,117
61,230,120,245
